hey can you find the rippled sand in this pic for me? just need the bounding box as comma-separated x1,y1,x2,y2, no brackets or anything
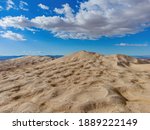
0,51,150,113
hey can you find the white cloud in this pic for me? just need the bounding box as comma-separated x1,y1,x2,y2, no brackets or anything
0,16,31,30
6,0,16,10
0,6,3,11
1,31,26,41
1,0,150,40
115,43,149,47
30,0,150,40
38,3,49,10
19,1,29,11
54,4,74,18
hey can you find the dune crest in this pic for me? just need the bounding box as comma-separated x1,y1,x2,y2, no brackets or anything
0,51,150,113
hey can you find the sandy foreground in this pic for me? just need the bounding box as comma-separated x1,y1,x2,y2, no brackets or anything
0,51,150,113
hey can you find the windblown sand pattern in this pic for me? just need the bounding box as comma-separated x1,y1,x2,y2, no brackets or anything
0,51,150,113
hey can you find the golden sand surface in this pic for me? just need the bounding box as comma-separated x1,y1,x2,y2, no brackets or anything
0,51,150,113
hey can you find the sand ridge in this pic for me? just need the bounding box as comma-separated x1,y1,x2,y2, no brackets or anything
0,51,150,113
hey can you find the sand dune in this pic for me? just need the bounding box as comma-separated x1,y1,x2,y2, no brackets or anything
0,51,150,113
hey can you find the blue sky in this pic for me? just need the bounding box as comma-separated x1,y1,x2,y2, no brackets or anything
0,0,150,56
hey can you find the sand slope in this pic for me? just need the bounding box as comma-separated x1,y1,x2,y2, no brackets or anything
0,51,150,113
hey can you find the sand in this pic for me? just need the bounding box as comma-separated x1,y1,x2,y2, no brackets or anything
0,51,150,113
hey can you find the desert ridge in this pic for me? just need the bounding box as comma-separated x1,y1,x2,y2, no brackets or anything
0,51,150,113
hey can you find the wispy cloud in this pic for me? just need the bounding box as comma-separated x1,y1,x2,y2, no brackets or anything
19,1,29,11
0,31,4,33
22,51,44,55
38,3,49,10
115,43,149,47
0,6,3,11
6,0,16,10
0,31,26,41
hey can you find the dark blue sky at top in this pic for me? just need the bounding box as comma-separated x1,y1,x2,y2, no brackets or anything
0,0,150,56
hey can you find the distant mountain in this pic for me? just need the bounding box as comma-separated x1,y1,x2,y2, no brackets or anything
0,55,63,61
133,55,150,59
0,56,24,61
1,55,149,61
45,55,63,59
